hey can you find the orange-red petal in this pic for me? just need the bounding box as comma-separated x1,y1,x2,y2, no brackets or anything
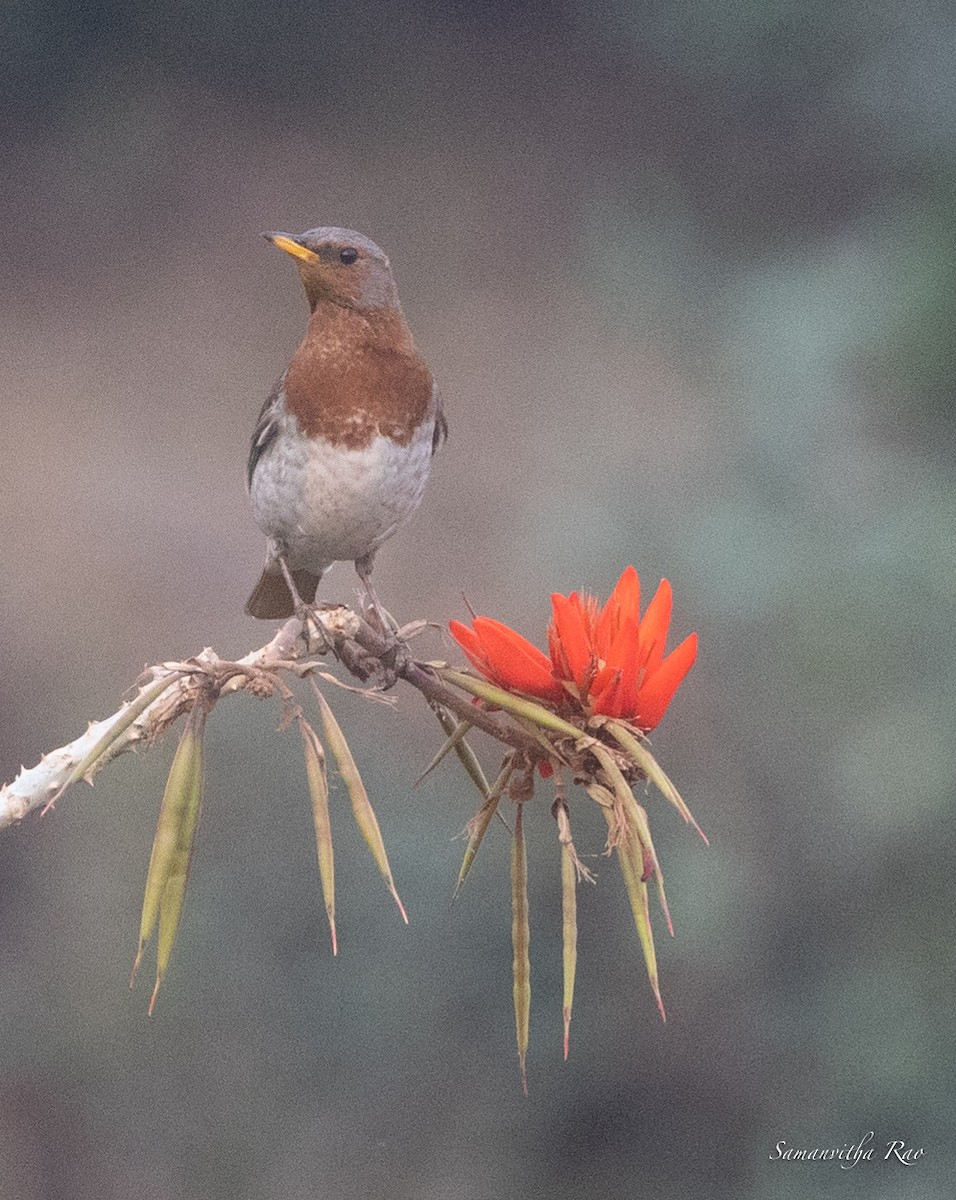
604,614,641,715
549,592,593,690
448,619,492,675
591,663,618,695
453,568,695,726
592,670,624,718
595,566,640,655
578,592,600,640
636,632,697,730
547,619,569,681
470,616,563,700
638,578,673,675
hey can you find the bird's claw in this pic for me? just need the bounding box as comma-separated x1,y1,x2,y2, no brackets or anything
353,627,410,691
276,557,332,652
379,633,411,678
360,595,400,639
301,607,332,654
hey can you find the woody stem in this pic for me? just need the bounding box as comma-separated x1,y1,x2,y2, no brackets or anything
337,609,540,754
0,604,540,829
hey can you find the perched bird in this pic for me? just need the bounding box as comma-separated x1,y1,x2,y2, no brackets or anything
245,227,446,620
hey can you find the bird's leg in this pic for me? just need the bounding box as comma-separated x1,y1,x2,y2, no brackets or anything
277,555,310,613
353,553,410,690
278,555,329,652
355,552,398,637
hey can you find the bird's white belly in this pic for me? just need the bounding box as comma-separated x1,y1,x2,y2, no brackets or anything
251,416,434,572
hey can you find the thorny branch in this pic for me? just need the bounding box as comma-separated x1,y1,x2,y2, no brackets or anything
0,604,540,830
0,592,704,1083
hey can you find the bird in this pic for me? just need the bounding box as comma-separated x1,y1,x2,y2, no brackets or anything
245,226,446,621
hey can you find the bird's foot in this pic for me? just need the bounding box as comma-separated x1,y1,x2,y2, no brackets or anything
361,595,400,639
373,633,411,690
354,554,399,638
278,557,331,652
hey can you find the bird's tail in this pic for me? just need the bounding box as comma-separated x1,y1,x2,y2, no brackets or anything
245,567,321,619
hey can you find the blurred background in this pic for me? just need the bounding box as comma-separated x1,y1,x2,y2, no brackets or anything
2,1,955,1196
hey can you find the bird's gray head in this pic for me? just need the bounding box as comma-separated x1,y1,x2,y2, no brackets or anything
263,226,400,312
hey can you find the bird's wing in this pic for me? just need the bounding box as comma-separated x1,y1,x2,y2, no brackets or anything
247,375,284,487
431,382,448,454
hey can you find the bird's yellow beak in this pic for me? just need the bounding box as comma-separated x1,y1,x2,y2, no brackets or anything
262,232,319,264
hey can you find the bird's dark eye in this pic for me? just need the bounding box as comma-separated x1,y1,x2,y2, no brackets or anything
339,247,359,265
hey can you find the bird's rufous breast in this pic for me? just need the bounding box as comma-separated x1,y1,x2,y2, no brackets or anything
283,302,434,451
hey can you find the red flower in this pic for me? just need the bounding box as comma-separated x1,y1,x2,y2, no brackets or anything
449,567,697,731
448,616,566,704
